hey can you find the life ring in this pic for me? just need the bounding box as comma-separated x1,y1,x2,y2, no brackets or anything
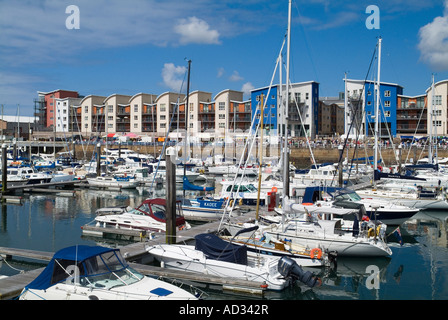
310,248,322,260
271,186,278,193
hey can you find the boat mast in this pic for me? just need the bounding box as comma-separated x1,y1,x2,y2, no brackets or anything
374,37,382,186
429,74,434,165
183,59,191,198
282,0,291,198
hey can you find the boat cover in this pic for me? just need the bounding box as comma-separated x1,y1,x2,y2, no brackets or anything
183,176,214,191
24,245,117,291
195,233,247,265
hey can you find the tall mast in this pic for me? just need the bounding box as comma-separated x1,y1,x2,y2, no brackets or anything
374,37,382,180
183,59,191,198
429,74,434,164
282,0,291,198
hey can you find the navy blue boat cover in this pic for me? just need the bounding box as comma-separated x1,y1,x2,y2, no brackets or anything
24,245,116,291
195,234,247,265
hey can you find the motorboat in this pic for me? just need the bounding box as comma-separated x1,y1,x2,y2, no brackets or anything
224,199,392,257
148,161,199,183
180,197,241,221
146,233,320,291
301,186,420,226
0,168,29,187
19,245,199,300
219,181,269,206
94,198,191,233
14,167,52,184
87,174,139,189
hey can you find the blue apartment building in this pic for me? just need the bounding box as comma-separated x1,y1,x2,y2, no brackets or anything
363,80,403,138
250,85,278,135
250,81,319,138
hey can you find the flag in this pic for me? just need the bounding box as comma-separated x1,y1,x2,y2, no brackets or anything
393,227,403,246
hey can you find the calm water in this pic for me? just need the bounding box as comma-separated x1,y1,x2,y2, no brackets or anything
1,188,447,300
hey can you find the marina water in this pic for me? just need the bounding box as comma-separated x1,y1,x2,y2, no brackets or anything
1,188,447,300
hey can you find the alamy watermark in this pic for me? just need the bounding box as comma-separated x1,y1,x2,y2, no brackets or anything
365,5,380,30
66,5,80,30
365,265,380,289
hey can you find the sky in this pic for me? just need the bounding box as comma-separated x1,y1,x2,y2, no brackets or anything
1,0,448,116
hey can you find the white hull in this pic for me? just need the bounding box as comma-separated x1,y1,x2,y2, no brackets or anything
147,244,290,291
94,213,190,233
225,223,392,257
356,189,448,210
20,275,197,300
87,177,139,189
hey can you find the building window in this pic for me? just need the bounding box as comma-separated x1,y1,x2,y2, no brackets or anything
84,106,88,113
134,115,138,120
384,111,390,117
435,95,442,105
385,101,391,107
219,123,225,129
108,105,113,113
219,102,225,111
433,120,442,127
134,123,138,128
134,104,138,112
384,90,391,97
219,114,225,119
160,123,166,128
160,104,166,112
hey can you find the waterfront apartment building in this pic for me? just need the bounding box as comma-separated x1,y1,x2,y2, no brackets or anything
344,79,403,138
35,89,81,129
37,78,448,141
426,79,448,136
251,81,319,138
396,94,427,137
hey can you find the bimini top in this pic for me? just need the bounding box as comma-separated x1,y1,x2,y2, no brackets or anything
25,245,120,291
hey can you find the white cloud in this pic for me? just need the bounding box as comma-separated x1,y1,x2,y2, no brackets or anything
241,82,254,96
161,63,187,92
174,16,221,45
229,71,244,82
217,67,225,78
418,1,448,71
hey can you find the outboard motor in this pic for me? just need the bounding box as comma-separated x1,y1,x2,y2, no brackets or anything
278,256,319,288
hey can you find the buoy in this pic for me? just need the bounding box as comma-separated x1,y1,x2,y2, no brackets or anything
310,248,322,259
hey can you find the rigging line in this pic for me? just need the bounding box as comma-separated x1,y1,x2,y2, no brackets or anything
219,46,283,230
331,42,378,186
404,98,427,164
147,64,188,194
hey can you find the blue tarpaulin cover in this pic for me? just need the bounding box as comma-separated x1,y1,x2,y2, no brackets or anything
25,245,116,291
195,233,247,265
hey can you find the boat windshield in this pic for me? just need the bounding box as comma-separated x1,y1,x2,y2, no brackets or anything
226,184,257,192
76,250,144,289
334,191,362,201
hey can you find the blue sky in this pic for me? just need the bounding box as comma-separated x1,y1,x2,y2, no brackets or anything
1,0,448,116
